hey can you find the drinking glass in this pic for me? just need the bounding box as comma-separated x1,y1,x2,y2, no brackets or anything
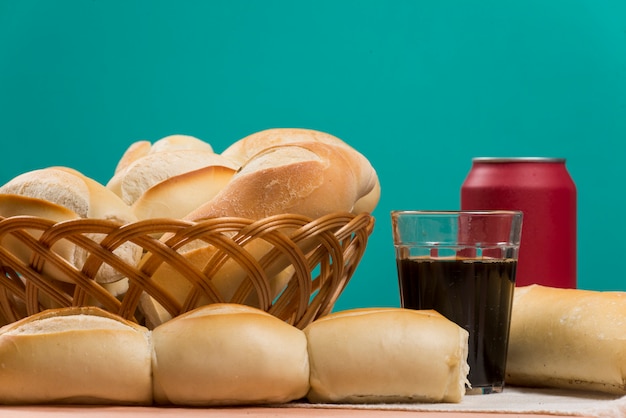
391,210,523,394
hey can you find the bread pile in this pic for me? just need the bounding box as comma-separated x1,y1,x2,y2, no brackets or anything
0,128,473,406
0,128,380,326
106,130,380,220
0,304,470,405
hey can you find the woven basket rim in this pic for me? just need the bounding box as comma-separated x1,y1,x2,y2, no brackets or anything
0,212,375,329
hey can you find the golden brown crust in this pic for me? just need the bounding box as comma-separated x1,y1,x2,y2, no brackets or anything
132,164,236,220
107,150,236,206
187,142,367,220
221,128,379,213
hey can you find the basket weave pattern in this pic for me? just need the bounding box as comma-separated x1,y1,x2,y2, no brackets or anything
0,212,374,329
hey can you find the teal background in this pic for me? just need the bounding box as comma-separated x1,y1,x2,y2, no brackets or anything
1,1,625,310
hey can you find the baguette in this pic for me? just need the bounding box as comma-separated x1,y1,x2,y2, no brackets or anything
221,128,380,213
506,284,626,394
304,308,470,404
222,127,356,166
152,303,310,406
0,307,152,405
190,141,376,219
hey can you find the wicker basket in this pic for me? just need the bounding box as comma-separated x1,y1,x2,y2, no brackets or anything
0,212,374,329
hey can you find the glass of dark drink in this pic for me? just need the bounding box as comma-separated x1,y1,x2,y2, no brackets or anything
391,210,523,395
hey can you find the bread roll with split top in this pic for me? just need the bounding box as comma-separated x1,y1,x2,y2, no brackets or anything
304,308,470,404
152,303,310,406
0,167,141,284
221,128,380,213
0,306,152,405
506,284,626,395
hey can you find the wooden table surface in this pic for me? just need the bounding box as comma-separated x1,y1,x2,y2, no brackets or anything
0,405,590,418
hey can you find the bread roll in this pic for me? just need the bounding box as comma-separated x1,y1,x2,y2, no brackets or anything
107,149,237,207
304,308,470,404
506,284,626,395
148,134,214,154
131,164,236,220
0,307,152,405
113,140,151,174
189,141,375,220
222,128,380,213
0,194,81,228
0,167,141,283
152,303,310,406
222,127,352,166
113,134,214,175
53,167,138,222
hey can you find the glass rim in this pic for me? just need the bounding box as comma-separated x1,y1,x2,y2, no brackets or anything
391,210,523,217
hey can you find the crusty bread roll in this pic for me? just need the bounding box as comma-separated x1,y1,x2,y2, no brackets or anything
152,303,310,406
189,141,376,220
53,166,138,222
148,134,214,154
0,307,152,405
110,135,237,219
304,308,470,404
113,140,151,174
113,134,214,175
131,164,236,220
506,285,626,395
222,127,352,166
107,149,237,207
0,167,141,283
0,194,81,227
221,128,380,214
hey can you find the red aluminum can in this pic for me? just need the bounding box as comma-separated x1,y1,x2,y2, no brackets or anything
461,157,576,288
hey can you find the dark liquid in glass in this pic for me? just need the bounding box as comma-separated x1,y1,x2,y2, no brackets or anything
397,258,516,389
